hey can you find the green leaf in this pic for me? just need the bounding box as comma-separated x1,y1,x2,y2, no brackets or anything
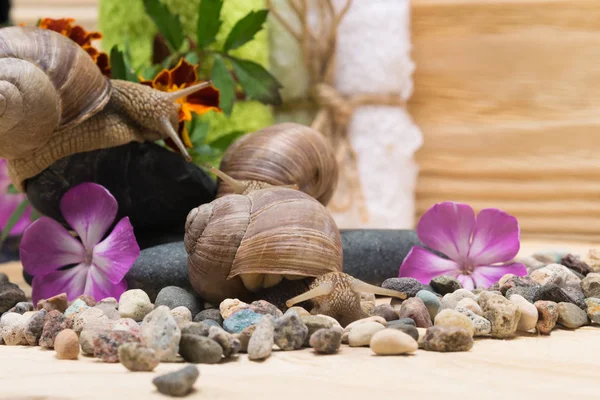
139,64,163,81
0,199,29,246
30,208,42,222
223,9,268,52
109,46,139,82
184,51,200,65
229,57,283,105
6,184,18,194
196,0,224,49
189,118,210,145
211,55,236,115
142,0,185,51
207,130,246,151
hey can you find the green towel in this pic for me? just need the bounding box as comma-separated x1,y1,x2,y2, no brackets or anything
98,0,273,143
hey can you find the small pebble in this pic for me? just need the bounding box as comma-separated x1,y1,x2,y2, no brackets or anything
1,314,28,345
118,343,159,371
156,286,203,317
181,321,211,337
208,326,240,357
171,306,192,322
236,325,257,353
581,273,600,298
0,311,23,328
285,306,310,317
505,286,540,304
24,309,47,346
94,302,120,321
478,292,521,339
560,254,591,276
396,318,416,327
455,307,491,337
10,302,34,314
64,299,89,318
534,301,559,334
309,327,343,354
370,329,418,355
585,298,600,324
441,289,477,310
397,297,432,328
348,321,385,347
456,298,483,316
302,315,335,346
423,326,473,352
0,281,26,313
179,334,223,364
219,298,249,320
141,306,182,361
416,290,441,320
430,276,463,295
118,289,153,322
37,293,69,313
72,308,109,334
250,300,283,318
535,284,586,309
371,304,399,321
557,302,589,329
97,297,118,308
509,294,539,332
75,294,96,307
416,327,427,349
248,315,275,361
54,329,79,360
273,311,308,350
79,328,110,356
94,330,140,362
153,365,199,397
434,309,475,337
585,249,600,273
381,277,423,297
384,323,419,341
344,316,387,333
194,309,223,325
223,309,264,334
112,318,142,338
529,264,581,290
39,310,69,348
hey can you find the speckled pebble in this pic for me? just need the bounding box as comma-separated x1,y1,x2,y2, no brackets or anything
141,306,182,361
180,321,211,337
64,299,89,318
1,313,28,345
371,304,399,321
381,277,423,297
585,298,600,324
416,290,441,320
235,325,256,353
223,309,264,334
430,276,463,295
208,326,240,357
39,310,70,348
0,311,23,328
478,293,521,339
25,309,47,346
273,311,308,350
455,307,491,337
509,294,539,332
557,302,589,329
220,299,250,320
152,365,199,397
193,309,223,325
397,297,432,328
441,289,477,310
248,315,275,361
250,300,283,318
72,307,109,334
582,273,600,298
54,329,79,360
94,302,120,321
423,326,473,352
370,328,418,355
118,289,153,322
156,286,203,317
530,264,581,290
456,298,483,316
179,334,223,364
434,309,475,337
534,301,559,334
94,330,141,362
535,284,586,309
10,302,34,314
112,318,142,338
309,327,343,354
37,293,69,313
348,321,385,347
314,314,342,330
80,327,110,355
171,306,192,322
75,294,96,307
118,342,159,371
302,315,335,346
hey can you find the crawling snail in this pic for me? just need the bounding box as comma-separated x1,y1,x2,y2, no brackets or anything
0,26,216,245
185,169,407,327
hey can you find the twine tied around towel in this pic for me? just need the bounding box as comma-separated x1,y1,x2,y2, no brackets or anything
268,0,405,223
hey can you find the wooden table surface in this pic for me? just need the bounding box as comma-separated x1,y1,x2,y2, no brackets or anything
0,239,598,399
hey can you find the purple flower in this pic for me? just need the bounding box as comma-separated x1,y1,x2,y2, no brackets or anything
0,159,32,235
399,202,527,290
19,183,140,305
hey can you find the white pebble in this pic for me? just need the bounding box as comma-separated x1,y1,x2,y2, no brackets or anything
344,316,387,334
348,322,385,347
118,289,153,322
434,309,475,337
456,298,483,316
509,294,539,332
370,329,418,355
171,306,192,321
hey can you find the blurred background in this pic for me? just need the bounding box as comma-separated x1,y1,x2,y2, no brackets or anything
4,0,599,243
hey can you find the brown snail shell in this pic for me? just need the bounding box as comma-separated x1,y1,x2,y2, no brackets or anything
185,186,343,304
0,27,111,159
217,123,339,205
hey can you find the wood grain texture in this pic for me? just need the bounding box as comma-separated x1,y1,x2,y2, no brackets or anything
409,0,600,240
11,0,98,29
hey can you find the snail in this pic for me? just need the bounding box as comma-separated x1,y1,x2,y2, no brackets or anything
216,123,339,205
0,26,216,244
185,169,407,327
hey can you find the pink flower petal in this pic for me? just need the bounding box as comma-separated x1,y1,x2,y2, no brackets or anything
92,217,140,284
399,246,461,284
456,274,475,290
19,217,86,277
31,263,89,305
470,263,527,289
60,183,118,251
468,208,521,266
417,202,476,264
84,266,128,301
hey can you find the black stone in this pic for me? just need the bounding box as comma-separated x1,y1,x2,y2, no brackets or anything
371,304,399,321
560,254,591,277
505,286,540,303
194,309,223,325
0,281,26,313
381,277,424,298
430,276,463,295
155,286,204,316
25,142,217,250
394,318,416,327
499,276,539,295
152,364,199,397
125,241,192,302
535,283,587,309
386,323,419,341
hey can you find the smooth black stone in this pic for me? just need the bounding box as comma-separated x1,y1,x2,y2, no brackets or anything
386,323,419,341
155,286,204,316
0,281,26,313
25,142,217,250
430,276,463,295
390,318,416,327
381,277,424,298
534,283,587,309
194,309,223,325
125,241,192,302
505,286,540,303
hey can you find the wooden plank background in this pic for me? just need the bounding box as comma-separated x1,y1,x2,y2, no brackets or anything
9,0,600,240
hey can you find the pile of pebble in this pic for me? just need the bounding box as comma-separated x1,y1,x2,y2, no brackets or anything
0,251,599,397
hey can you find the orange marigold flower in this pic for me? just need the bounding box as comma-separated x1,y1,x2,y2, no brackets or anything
141,58,221,150
37,18,110,78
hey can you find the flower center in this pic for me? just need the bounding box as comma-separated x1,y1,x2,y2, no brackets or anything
460,264,475,275
84,252,93,265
